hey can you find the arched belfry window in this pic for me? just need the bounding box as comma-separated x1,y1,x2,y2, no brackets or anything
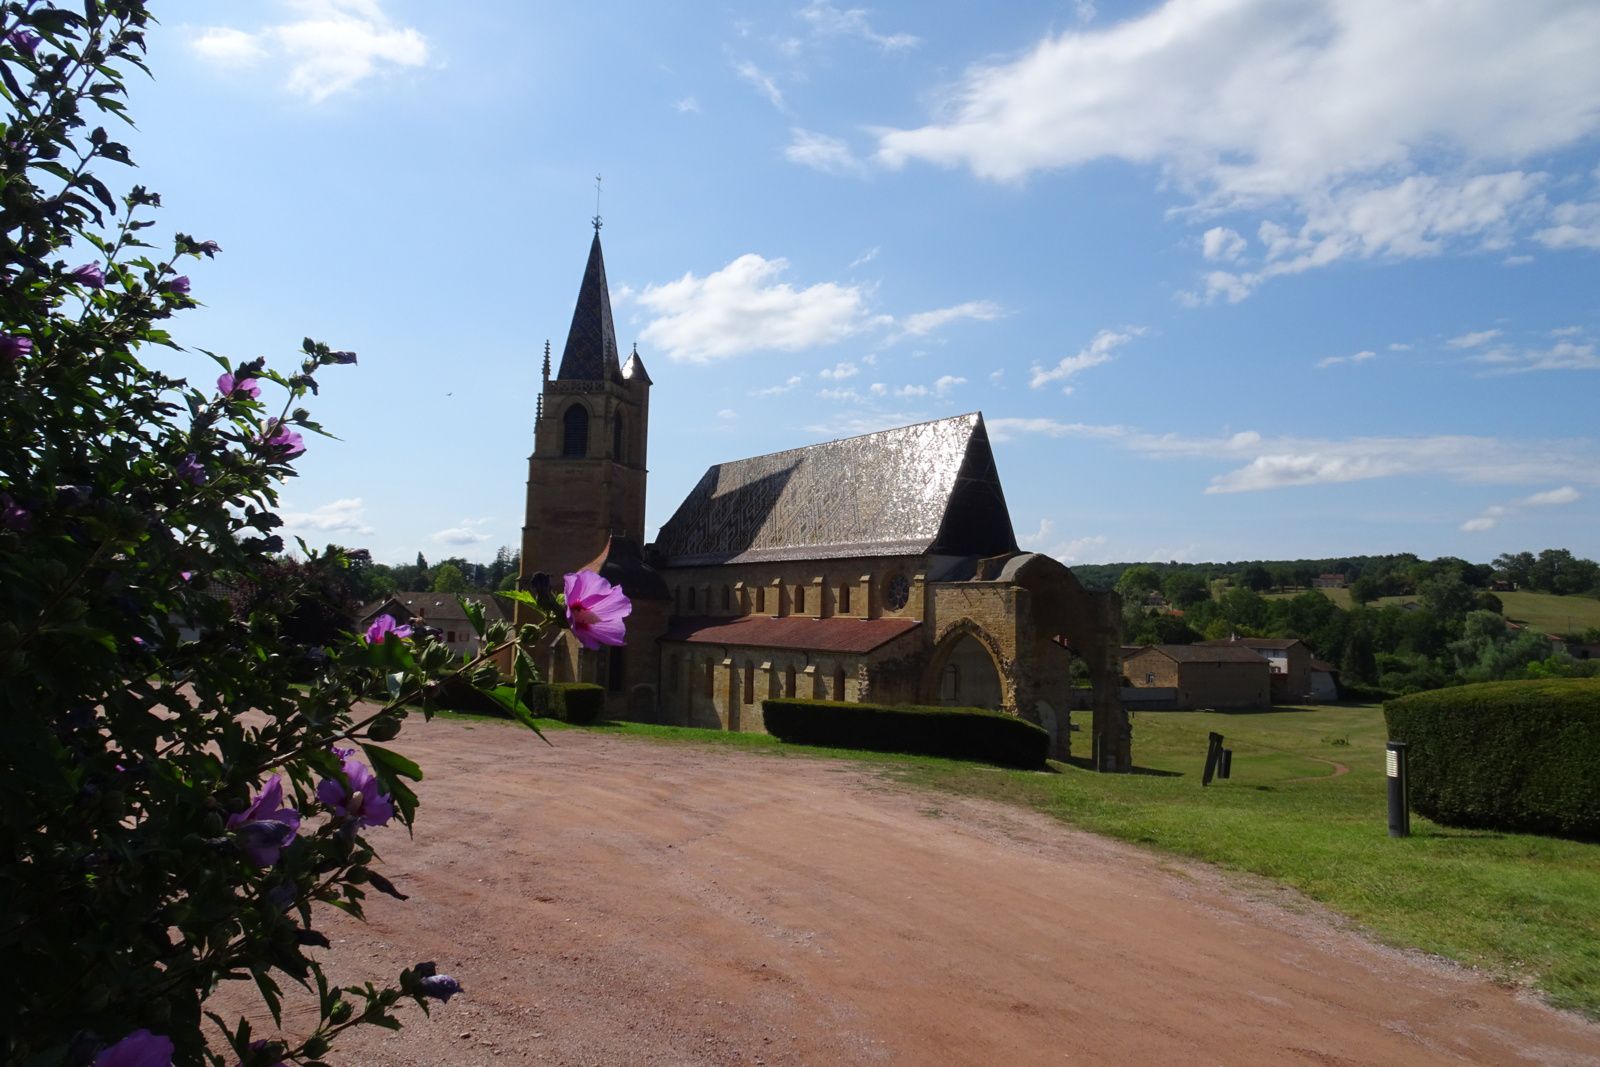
612,411,624,463
562,405,589,457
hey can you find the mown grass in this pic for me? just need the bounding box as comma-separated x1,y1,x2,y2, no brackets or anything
423,699,1600,1017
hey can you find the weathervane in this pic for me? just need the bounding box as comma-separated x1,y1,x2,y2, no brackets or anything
592,173,603,234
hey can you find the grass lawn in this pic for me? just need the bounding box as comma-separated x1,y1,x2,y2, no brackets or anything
434,700,1600,1018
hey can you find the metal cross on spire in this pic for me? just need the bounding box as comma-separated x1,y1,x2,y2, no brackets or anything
592,173,603,234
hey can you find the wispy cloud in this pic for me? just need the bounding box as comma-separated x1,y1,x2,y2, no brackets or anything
850,245,880,268
1470,338,1600,374
754,374,804,397
1461,486,1581,532
1019,518,1109,563
1028,327,1142,391
896,299,1003,338
1316,349,1376,369
281,497,374,536
674,96,700,114
1448,329,1502,349
431,517,494,546
191,0,429,103
987,419,1600,495
797,1,920,50
786,128,868,175
734,60,785,110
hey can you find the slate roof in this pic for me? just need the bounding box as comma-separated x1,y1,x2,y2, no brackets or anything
663,615,921,654
652,412,1018,566
1128,644,1270,665
1198,636,1306,651
556,232,623,383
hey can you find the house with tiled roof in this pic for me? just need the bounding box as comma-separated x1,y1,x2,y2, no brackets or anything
1122,644,1272,710
1198,636,1317,702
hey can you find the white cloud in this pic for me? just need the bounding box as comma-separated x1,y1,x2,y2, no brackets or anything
989,368,1004,384
870,0,1600,295
1461,485,1581,531
786,128,868,175
818,360,859,380
1028,327,1142,390
281,498,374,536
1469,338,1600,374
192,0,428,103
988,418,1600,495
798,1,920,50
1388,342,1412,351
1316,349,1376,369
1535,199,1600,250
1503,254,1535,266
1019,519,1110,563
638,254,881,362
717,408,738,419
431,518,493,546
674,96,701,114
734,60,785,110
933,374,966,395
818,386,864,402
1201,226,1246,261
1551,326,1584,338
1448,328,1502,349
894,384,928,398
850,245,880,268
1073,0,1098,23
896,299,1003,338
754,374,804,397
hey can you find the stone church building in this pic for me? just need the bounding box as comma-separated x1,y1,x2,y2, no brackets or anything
519,231,1129,770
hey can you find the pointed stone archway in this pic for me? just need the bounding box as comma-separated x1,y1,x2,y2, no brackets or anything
923,621,1007,712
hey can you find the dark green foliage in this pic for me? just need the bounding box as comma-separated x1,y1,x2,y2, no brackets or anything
1337,681,1396,703
762,699,1048,769
1384,680,1600,839
532,682,606,724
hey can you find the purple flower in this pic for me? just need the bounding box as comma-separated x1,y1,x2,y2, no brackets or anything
165,275,191,296
227,774,302,866
0,493,30,531
0,333,31,364
180,570,193,582
317,752,394,827
94,1030,174,1067
8,29,40,57
364,613,413,644
217,372,260,399
328,350,357,365
175,453,206,486
419,974,463,1002
563,571,631,650
261,419,305,458
69,263,105,289
234,1040,285,1067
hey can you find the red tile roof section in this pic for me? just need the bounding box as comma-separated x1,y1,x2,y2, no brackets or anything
664,615,920,654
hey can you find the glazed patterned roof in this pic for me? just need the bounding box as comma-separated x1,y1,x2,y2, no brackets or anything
557,232,622,382
653,413,1018,566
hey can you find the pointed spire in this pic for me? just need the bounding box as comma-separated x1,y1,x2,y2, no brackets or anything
557,231,622,382
541,339,551,383
622,341,652,386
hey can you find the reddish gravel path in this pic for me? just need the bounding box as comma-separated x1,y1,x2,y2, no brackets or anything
250,715,1600,1066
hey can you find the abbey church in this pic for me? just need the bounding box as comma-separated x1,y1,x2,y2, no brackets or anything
518,231,1130,770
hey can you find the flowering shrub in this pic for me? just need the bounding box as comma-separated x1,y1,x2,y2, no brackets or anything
0,4,623,1064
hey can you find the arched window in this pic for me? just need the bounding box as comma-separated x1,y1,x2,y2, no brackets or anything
742,662,755,705
562,405,589,457
722,585,731,611
612,411,624,462
756,586,767,613
687,586,696,611
838,582,851,615
704,660,714,698
785,665,797,698
833,666,847,701
795,585,806,613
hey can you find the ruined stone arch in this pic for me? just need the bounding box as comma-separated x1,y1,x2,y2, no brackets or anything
922,619,1009,711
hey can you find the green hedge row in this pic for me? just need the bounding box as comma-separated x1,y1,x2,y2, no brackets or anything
761,698,1048,769
531,682,606,724
1384,679,1600,839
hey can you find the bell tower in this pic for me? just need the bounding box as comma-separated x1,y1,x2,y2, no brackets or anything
519,226,652,583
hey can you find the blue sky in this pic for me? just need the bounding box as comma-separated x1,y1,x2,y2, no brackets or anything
125,0,1600,566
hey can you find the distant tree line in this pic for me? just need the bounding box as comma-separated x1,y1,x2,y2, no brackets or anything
1090,549,1600,696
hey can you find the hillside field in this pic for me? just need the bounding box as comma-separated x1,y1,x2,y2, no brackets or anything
1271,586,1600,634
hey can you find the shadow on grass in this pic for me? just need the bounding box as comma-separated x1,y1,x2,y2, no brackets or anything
1060,755,1183,777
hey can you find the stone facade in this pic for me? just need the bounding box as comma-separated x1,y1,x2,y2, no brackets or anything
1122,645,1271,711
517,232,1130,770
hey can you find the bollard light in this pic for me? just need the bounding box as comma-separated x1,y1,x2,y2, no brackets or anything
1386,740,1410,837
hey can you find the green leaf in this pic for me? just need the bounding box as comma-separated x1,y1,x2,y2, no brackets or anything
360,743,421,782
459,594,486,637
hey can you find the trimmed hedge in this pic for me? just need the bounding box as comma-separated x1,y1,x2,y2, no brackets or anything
531,682,606,724
761,698,1048,769
1384,679,1600,840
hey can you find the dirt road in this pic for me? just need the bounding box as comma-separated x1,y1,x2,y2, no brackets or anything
277,716,1600,1066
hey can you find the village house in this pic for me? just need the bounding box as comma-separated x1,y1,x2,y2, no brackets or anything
1121,644,1272,711
1198,636,1320,702
513,230,1130,768
357,592,512,660
1311,573,1347,589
